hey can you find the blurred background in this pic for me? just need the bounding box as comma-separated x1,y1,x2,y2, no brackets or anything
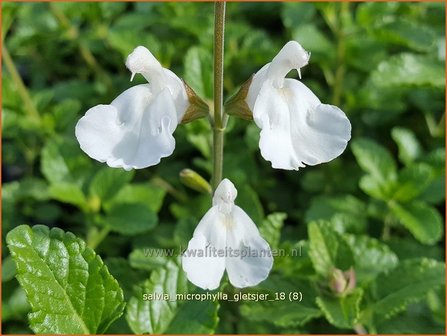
2,2,445,334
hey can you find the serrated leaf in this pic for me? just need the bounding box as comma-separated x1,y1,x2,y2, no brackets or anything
390,201,443,245
370,258,445,323
351,138,397,183
103,203,158,235
89,168,134,206
371,53,445,88
126,259,188,334
376,301,445,334
308,221,354,277
164,298,219,334
240,275,322,327
105,258,147,301
391,127,422,165
6,225,125,334
344,235,398,283
316,289,363,329
259,213,286,249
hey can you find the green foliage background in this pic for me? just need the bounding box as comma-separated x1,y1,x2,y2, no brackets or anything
2,1,446,334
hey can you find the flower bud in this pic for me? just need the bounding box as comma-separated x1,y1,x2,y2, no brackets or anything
329,267,356,297
179,169,212,194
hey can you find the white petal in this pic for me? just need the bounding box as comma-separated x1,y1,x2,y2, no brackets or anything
182,207,226,290
286,80,351,166
225,206,273,288
212,178,237,214
75,85,178,170
253,79,351,170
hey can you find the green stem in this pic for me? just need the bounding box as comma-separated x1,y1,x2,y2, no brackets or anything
331,3,348,106
87,226,111,250
2,46,40,123
212,1,226,190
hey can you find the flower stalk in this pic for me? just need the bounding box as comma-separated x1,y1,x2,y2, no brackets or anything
212,1,226,190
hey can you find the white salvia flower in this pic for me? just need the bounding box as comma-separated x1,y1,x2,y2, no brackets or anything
246,40,352,170
182,179,273,290
75,46,188,170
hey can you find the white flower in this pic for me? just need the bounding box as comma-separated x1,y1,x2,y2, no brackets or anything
246,41,352,170
75,46,188,170
182,179,273,290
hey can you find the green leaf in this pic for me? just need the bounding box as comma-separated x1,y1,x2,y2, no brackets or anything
305,195,367,234
359,175,392,200
259,212,286,249
2,286,31,322
376,301,445,334
165,298,219,334
281,2,316,28
103,203,158,235
126,259,188,334
392,163,433,202
316,289,363,329
41,137,91,186
240,275,322,327
129,248,169,271
390,201,443,245
387,238,443,261
351,138,397,183
344,235,398,283
371,53,445,88
308,221,354,277
372,19,436,52
104,258,147,301
48,183,88,211
89,168,134,206
370,258,445,323
2,255,17,282
292,24,334,60
391,127,422,165
183,46,213,99
6,225,125,334
108,183,166,213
